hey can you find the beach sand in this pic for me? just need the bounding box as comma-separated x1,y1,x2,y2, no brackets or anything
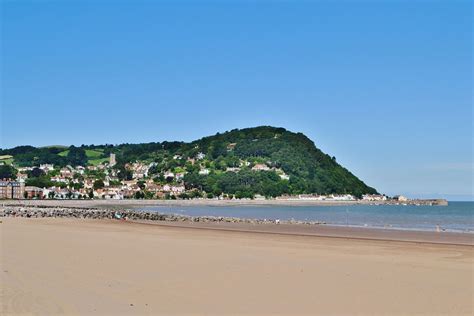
1,218,473,315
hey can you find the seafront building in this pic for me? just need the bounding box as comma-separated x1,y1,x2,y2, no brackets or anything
362,194,387,201
0,180,25,199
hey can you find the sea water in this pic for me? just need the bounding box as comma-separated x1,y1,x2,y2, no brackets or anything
141,201,474,233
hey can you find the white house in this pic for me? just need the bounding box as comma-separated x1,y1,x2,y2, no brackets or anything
198,169,210,175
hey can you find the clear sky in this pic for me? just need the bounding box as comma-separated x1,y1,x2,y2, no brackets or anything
1,1,472,200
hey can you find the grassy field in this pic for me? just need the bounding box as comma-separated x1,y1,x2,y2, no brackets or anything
58,149,107,165
88,157,109,166
58,149,104,158
0,155,14,165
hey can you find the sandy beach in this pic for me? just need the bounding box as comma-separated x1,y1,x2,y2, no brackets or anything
1,218,473,315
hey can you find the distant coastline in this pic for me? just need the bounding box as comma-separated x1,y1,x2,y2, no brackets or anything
1,197,448,208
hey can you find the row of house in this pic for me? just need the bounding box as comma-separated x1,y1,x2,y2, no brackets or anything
276,194,357,201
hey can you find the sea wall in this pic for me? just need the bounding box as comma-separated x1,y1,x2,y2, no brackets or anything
0,198,449,209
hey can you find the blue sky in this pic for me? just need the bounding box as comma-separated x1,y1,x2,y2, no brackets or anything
1,1,472,200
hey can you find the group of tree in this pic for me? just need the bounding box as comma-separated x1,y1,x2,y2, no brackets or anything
0,145,92,167
0,165,17,179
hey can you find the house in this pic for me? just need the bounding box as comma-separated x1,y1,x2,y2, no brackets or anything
24,186,44,199
161,184,185,194
326,194,356,201
252,164,270,171
39,164,54,172
18,167,33,173
226,167,241,173
131,162,149,179
121,189,136,199
103,192,123,200
362,194,387,201
171,185,185,194
279,174,290,180
393,195,408,202
196,152,206,160
100,188,123,200
83,178,95,189
16,173,28,181
51,176,68,184
297,194,325,200
198,169,210,175
60,167,73,178
122,180,138,189
53,189,73,199
146,183,162,193
75,166,85,174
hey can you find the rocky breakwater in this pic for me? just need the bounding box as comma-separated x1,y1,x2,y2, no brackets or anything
0,205,326,226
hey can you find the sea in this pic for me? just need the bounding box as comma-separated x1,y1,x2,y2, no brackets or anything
141,201,474,233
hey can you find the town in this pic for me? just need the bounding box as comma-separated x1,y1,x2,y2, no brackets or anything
0,152,397,202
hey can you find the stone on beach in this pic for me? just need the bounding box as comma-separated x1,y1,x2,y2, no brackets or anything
0,205,324,226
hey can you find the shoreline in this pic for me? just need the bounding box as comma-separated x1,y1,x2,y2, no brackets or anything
126,219,474,246
2,204,473,246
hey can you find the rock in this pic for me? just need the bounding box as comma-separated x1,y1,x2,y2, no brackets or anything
2,204,326,227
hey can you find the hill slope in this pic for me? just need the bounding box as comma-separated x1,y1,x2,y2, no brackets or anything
0,126,377,197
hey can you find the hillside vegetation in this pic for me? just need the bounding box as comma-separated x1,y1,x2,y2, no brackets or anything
0,126,377,198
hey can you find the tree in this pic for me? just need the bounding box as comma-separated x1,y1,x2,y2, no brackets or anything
29,167,45,178
0,165,17,179
116,165,133,180
26,176,52,188
93,180,104,190
134,191,144,199
67,146,88,166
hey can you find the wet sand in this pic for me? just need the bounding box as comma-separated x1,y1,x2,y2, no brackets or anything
1,218,473,315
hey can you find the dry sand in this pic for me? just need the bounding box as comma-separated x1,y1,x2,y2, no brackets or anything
1,218,473,315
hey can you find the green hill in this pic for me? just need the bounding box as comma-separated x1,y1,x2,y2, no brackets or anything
0,126,377,197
